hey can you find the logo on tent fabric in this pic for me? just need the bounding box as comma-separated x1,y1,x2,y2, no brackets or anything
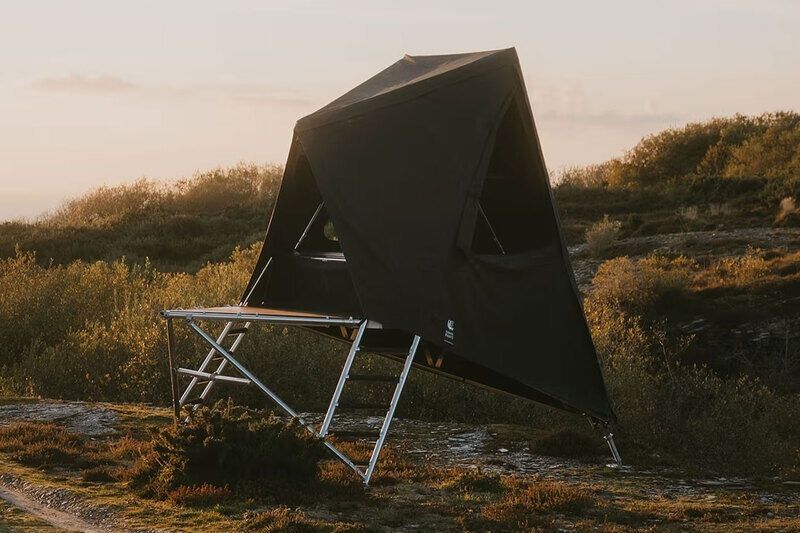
444,319,455,345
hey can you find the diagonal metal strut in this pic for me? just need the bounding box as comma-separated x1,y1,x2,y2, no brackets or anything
179,317,418,484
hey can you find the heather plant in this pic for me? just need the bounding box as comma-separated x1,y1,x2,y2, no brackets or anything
133,401,327,498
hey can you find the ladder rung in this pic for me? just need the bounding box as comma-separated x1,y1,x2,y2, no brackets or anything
182,397,204,406
337,402,388,410
177,368,251,385
330,430,376,439
348,374,397,383
227,327,249,336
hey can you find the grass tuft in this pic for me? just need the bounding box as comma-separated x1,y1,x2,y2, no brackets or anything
0,422,92,469
481,479,595,527
166,483,232,507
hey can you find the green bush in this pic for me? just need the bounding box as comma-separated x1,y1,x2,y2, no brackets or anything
134,402,327,498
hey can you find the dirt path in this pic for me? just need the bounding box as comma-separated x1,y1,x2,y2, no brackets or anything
0,484,107,533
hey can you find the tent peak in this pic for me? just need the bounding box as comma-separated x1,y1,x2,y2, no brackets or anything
296,48,519,131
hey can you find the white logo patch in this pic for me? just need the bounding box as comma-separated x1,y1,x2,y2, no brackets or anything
444,319,455,345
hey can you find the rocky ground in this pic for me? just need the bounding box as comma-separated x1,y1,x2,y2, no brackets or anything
0,399,798,532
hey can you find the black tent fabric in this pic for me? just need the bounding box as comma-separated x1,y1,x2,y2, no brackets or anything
243,48,614,423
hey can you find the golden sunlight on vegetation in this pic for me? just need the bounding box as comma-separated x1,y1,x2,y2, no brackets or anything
1,112,800,530
555,111,800,242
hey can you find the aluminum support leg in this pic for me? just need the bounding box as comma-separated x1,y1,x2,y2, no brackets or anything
319,320,368,437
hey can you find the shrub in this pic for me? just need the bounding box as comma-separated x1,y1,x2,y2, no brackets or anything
708,247,770,288
0,244,258,402
133,402,327,498
585,255,695,319
584,215,622,257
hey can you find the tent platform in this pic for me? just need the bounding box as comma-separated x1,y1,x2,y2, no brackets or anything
161,306,365,327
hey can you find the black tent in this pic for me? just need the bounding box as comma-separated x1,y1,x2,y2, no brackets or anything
162,48,618,484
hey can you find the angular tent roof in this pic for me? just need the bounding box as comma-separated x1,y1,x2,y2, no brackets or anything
243,48,615,423
298,50,509,129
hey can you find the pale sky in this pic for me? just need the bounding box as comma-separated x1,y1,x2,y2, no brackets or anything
1,0,798,220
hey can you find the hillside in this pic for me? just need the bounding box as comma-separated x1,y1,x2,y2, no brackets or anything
1,112,799,484
3,112,799,272
555,111,800,242
0,164,282,272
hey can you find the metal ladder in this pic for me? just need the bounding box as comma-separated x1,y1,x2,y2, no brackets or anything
176,321,251,417
171,317,419,484
319,321,421,484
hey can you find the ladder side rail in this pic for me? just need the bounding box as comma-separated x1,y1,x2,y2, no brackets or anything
186,319,308,425
319,320,368,436
364,335,420,484
166,318,181,424
191,322,252,410
179,321,234,405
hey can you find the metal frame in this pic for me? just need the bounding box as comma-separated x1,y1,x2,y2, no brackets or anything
587,416,623,466
162,308,418,485
477,201,506,255
604,431,622,466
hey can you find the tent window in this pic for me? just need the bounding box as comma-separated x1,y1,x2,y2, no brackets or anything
295,204,342,254
471,99,556,255
285,148,342,255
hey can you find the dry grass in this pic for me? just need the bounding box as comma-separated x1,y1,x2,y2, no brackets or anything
167,483,232,507
0,421,92,468
481,478,595,528
242,506,364,532
433,468,502,493
81,466,116,482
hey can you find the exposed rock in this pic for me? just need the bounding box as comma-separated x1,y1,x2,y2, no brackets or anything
0,401,117,436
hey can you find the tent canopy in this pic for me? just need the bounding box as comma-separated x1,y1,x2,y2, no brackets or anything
243,48,614,423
